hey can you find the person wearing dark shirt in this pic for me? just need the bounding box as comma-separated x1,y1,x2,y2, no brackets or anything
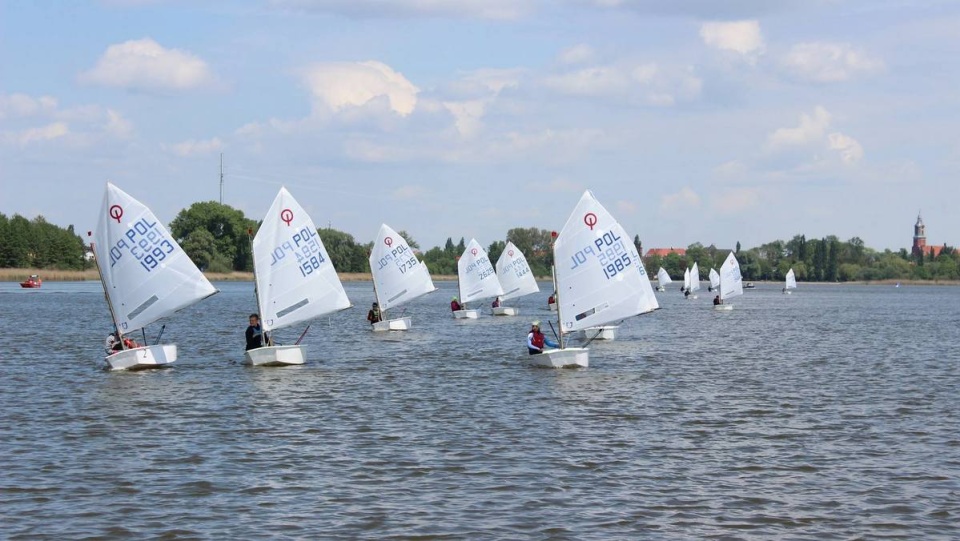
245,313,270,350
450,297,462,311
713,295,721,305
367,302,382,324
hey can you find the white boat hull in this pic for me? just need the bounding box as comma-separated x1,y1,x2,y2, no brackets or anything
453,309,479,319
373,317,411,331
104,344,177,371
713,304,734,311
525,347,589,368
685,294,698,300
243,345,306,366
492,306,518,316
783,290,792,295
579,326,618,341
548,303,557,312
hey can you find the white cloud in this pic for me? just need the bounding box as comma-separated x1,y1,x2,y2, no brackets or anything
767,106,831,148
269,0,535,20
543,62,701,106
700,20,764,58
557,44,596,65
166,137,224,157
827,132,864,164
300,61,419,117
0,94,58,119
80,38,215,91
104,110,134,138
781,42,883,83
712,188,760,214
443,100,486,137
4,122,70,146
661,187,701,211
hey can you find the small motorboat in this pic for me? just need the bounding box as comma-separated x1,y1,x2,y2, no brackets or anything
20,275,41,288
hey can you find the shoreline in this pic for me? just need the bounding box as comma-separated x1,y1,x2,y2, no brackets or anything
1,268,957,286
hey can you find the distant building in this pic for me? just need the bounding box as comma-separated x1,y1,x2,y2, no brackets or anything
645,248,686,258
911,213,952,258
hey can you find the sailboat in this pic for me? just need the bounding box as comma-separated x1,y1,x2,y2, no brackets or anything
493,241,539,316
245,187,351,366
656,267,672,292
714,252,743,311
530,190,659,368
784,268,797,294
91,182,217,370
688,262,700,299
369,223,436,330
709,267,720,292
453,239,503,319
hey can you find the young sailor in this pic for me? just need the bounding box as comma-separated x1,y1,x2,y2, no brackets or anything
245,314,271,350
450,297,462,311
713,295,721,306
527,321,546,355
491,296,501,308
104,332,137,355
367,302,382,324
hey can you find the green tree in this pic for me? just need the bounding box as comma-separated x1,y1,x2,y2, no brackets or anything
317,228,368,273
170,201,256,271
487,240,506,266
181,229,218,271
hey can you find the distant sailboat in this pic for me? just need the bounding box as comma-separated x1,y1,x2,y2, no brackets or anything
688,262,700,299
245,187,351,366
454,239,503,319
714,252,743,311
683,267,691,293
656,267,672,292
530,190,658,368
91,182,218,370
709,267,720,292
370,223,437,331
784,268,797,294
493,241,539,316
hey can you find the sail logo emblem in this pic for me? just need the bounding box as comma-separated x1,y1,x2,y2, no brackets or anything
584,212,598,230
280,208,294,226
109,205,124,224
508,250,514,257
471,248,478,256
384,237,393,247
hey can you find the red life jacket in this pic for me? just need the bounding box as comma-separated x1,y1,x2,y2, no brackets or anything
531,330,545,349
451,301,461,311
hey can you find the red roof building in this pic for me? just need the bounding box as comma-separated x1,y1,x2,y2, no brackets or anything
645,248,686,257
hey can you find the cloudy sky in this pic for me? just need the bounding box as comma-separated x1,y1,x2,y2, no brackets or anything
2,0,958,251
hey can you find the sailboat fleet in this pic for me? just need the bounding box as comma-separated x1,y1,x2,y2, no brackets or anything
89,183,777,371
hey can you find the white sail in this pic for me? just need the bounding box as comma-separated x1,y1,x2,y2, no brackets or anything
657,267,673,286
719,252,743,301
457,239,504,304
689,262,701,292
554,190,658,333
370,223,436,312
94,182,216,335
709,267,720,290
253,187,350,332
785,268,797,290
683,267,690,290
495,241,539,302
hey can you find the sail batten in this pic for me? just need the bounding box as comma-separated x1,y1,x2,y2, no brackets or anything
369,223,435,312
553,190,658,333
94,183,217,334
252,187,350,332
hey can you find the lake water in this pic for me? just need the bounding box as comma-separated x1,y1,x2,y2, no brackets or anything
1,281,958,539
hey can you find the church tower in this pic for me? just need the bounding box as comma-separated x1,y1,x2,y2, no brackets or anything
912,212,926,257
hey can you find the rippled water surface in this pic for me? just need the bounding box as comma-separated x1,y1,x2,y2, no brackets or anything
1,281,959,539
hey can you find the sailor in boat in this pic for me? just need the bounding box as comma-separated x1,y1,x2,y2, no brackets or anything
245,313,272,350
104,331,137,355
492,296,501,308
782,287,786,293
450,297,462,312
527,321,546,355
547,293,556,308
684,289,691,299
367,302,382,324
713,295,722,306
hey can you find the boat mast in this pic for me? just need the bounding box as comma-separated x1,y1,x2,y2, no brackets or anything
550,230,565,350
89,235,126,350
249,228,266,347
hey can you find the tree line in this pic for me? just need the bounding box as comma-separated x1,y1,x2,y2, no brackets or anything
4,202,959,282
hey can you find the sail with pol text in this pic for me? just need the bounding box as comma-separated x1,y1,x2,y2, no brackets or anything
554,190,658,333
370,223,436,312
94,182,216,335
252,187,351,332
457,239,504,304
495,241,540,301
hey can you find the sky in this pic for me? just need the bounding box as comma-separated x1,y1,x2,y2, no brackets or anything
1,0,958,252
